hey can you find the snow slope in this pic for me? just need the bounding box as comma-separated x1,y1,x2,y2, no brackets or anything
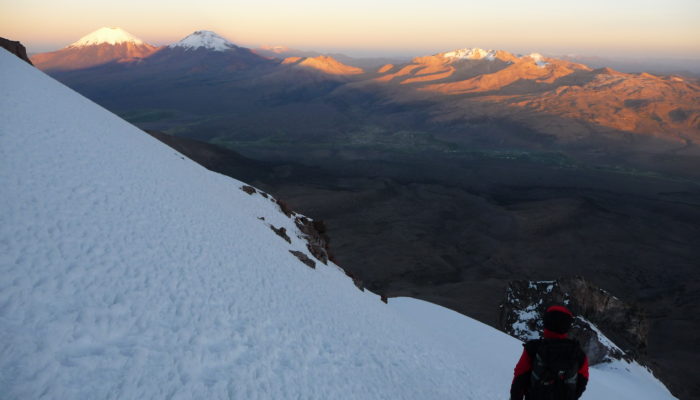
0,48,677,400
69,27,146,47
169,31,237,51
441,48,496,60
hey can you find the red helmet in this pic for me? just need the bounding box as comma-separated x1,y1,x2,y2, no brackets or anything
544,305,574,333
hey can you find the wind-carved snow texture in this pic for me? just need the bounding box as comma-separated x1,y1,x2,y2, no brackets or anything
169,30,237,51
0,48,677,400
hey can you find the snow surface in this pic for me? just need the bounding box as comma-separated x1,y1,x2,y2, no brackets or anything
526,52,548,67
169,31,237,51
577,316,624,356
442,48,496,61
68,27,145,47
0,48,677,400
390,299,676,400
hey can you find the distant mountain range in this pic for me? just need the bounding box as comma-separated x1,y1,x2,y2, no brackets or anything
253,45,409,69
29,27,700,178
363,49,699,144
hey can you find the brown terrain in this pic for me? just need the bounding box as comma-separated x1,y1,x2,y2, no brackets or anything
31,42,160,71
362,50,700,147
282,55,364,75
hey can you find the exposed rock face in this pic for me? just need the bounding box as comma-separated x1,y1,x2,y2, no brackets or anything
240,185,257,195
270,225,291,243
289,250,315,269
499,277,648,365
0,38,33,65
294,216,331,265
240,183,333,267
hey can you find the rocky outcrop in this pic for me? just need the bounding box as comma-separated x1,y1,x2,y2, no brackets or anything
240,185,256,195
499,277,648,365
294,216,331,265
270,225,291,243
0,38,33,65
289,250,315,269
240,184,334,267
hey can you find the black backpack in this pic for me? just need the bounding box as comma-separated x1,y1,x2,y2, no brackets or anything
526,339,582,400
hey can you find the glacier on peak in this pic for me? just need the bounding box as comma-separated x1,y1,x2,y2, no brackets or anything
169,30,237,51
68,27,146,47
525,52,548,67
441,48,497,61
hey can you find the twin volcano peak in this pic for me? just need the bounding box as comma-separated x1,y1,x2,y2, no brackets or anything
68,27,147,47
169,30,238,52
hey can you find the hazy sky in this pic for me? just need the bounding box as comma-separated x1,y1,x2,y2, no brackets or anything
2,0,699,58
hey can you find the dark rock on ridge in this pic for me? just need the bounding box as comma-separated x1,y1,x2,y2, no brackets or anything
295,216,331,265
500,277,648,365
270,225,291,243
289,250,315,269
0,38,33,65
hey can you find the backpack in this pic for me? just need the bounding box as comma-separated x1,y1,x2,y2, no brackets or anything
526,339,582,400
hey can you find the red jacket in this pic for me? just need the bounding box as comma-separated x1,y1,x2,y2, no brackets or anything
510,329,589,400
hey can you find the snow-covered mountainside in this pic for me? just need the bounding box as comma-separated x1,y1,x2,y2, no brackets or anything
441,48,497,60
169,30,237,51
31,28,158,71
0,48,677,399
68,27,146,47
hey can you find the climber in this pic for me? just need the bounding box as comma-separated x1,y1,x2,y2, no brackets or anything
510,305,589,400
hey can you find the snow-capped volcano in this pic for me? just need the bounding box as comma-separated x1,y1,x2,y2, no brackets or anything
441,48,497,61
31,27,157,71
68,27,146,47
169,30,238,51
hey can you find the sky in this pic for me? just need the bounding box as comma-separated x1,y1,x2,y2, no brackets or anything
2,0,699,59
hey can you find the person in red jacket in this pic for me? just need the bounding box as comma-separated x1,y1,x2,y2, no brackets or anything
510,305,589,400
